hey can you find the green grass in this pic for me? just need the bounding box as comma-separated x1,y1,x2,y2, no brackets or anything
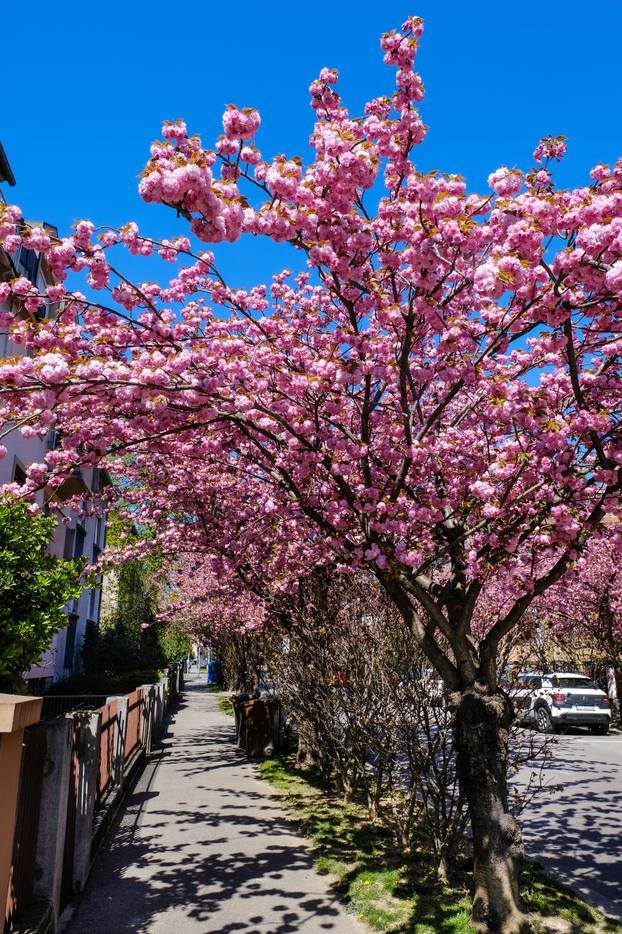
258,758,622,934
217,695,234,717
522,862,622,934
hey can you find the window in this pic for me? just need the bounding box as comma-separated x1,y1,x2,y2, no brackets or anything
18,247,39,284
63,527,75,560
64,526,85,615
45,429,61,450
63,615,78,670
74,525,86,559
88,586,100,621
519,675,541,689
95,516,106,548
89,542,102,620
13,463,26,485
552,677,597,690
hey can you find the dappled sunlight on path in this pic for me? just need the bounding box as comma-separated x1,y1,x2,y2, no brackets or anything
514,730,622,921
66,676,363,933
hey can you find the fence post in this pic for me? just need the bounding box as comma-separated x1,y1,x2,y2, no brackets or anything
159,679,168,724
71,710,101,893
139,686,155,751
107,695,128,787
33,717,72,927
0,695,42,925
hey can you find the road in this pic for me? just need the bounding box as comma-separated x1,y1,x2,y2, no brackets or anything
513,728,622,921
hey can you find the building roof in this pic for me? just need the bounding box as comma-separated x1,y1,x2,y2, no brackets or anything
0,141,16,186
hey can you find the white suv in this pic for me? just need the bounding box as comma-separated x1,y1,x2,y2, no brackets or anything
511,671,611,735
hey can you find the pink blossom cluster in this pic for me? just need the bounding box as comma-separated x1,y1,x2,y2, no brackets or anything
533,134,567,165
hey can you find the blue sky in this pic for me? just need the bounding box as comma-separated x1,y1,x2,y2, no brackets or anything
3,0,622,287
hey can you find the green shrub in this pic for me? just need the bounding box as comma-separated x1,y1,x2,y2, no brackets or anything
0,498,82,693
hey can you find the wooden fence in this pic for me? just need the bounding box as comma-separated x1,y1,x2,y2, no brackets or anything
3,666,182,933
4,724,47,928
96,701,118,807
124,690,143,764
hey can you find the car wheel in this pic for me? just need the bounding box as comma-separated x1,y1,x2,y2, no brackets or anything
536,706,554,734
590,724,609,736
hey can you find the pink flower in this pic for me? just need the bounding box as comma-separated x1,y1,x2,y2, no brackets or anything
605,260,622,292
46,284,65,302
240,146,261,165
533,134,567,164
590,163,610,182
23,226,51,251
34,353,69,384
73,220,94,249
3,234,21,253
11,276,35,297
487,167,522,196
216,136,239,156
222,106,261,141
162,119,187,141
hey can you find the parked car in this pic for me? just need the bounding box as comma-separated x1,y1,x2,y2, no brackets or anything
511,671,611,734
416,669,445,704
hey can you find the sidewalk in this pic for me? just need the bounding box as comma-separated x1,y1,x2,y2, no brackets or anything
66,676,364,933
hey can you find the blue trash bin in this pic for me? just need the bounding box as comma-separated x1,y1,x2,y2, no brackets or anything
207,660,220,685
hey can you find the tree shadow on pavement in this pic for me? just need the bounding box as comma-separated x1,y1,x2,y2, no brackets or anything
66,682,356,934
515,740,622,923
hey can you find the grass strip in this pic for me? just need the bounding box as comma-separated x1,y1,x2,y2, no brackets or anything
258,757,621,934
217,695,234,717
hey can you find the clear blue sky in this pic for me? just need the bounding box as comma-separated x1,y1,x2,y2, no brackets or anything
4,0,622,287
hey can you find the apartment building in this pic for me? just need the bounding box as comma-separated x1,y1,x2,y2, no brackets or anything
0,143,107,690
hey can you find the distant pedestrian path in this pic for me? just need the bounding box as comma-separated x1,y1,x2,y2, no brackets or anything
66,675,363,933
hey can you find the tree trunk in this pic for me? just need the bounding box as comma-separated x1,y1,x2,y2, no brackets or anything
296,720,323,771
453,689,531,934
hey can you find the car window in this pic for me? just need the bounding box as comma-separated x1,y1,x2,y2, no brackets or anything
517,676,541,689
551,677,598,689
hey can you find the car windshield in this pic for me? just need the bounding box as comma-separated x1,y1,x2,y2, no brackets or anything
551,677,598,689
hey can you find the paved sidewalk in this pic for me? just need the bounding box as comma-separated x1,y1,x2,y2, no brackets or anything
66,676,364,933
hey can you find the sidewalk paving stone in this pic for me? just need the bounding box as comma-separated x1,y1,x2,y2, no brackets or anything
65,675,365,933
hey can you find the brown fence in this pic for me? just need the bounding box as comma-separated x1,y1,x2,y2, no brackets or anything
60,717,81,913
124,689,143,763
4,667,180,932
96,701,118,808
5,723,47,928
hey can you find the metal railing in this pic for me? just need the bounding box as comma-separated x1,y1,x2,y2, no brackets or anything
41,694,108,720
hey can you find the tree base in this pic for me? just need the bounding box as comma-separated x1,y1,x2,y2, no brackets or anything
471,908,532,934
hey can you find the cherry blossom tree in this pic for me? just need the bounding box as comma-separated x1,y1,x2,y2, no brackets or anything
2,15,622,932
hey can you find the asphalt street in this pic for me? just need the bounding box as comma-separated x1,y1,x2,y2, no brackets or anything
513,728,622,921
